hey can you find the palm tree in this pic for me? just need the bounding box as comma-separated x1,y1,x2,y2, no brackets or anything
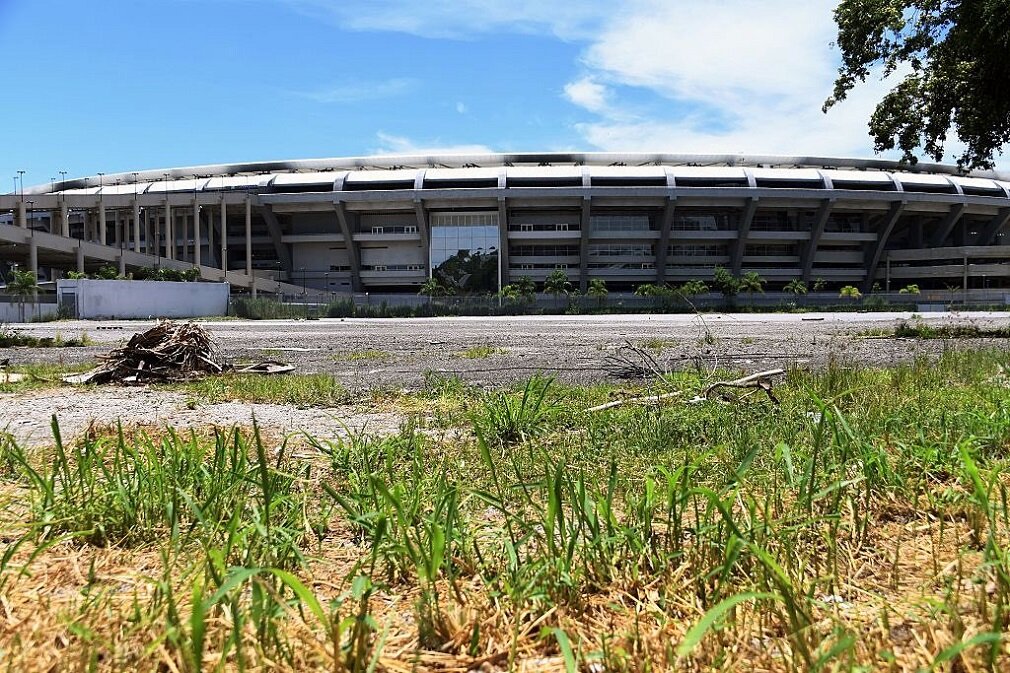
586,277,608,308
544,269,572,309
783,279,808,296
7,270,38,323
838,285,862,301
739,271,766,300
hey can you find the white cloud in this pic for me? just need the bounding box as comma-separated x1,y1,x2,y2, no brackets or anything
563,77,611,115
280,0,611,40
456,101,468,114
561,0,910,160
292,78,417,103
372,132,494,156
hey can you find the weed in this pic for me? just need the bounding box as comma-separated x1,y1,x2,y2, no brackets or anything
458,345,506,359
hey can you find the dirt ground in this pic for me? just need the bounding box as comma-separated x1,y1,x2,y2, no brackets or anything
6,311,1010,388
3,311,1009,447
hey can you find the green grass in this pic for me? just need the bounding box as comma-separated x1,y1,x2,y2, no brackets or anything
457,345,507,359
179,373,350,407
0,362,88,392
639,337,675,352
7,350,1010,669
859,320,1010,339
333,349,391,362
0,327,94,347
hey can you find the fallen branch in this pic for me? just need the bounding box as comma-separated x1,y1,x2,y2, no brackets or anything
587,390,684,412
704,368,786,404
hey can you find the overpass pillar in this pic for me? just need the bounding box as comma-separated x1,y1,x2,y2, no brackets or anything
16,201,26,229
60,202,69,237
118,253,126,277
28,239,37,277
75,245,85,273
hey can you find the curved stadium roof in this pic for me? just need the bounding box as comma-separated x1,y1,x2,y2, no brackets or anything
26,152,1010,198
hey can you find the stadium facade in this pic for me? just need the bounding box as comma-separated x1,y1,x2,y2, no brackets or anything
4,152,1010,294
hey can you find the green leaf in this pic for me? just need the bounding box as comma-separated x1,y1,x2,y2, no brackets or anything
676,592,779,659
553,627,578,673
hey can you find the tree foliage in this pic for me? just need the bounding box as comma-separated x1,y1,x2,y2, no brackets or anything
543,269,573,296
783,279,808,296
712,266,740,298
826,0,1010,169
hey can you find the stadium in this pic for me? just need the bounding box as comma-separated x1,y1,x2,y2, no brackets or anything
2,152,1010,295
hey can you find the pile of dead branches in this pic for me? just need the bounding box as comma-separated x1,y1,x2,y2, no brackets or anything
77,321,226,384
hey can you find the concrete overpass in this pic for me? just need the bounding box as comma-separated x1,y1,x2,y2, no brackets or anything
0,191,307,295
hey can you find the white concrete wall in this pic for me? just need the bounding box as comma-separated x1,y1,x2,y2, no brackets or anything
57,279,230,319
0,302,59,323
292,242,350,270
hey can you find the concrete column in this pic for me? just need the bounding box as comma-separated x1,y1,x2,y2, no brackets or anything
28,239,37,277
496,198,509,288
60,202,69,237
656,198,676,284
193,199,201,267
75,246,85,273
207,204,215,266
579,198,591,293
181,213,189,261
98,203,107,245
245,197,255,297
146,209,154,257
165,201,174,260
133,200,141,252
220,201,228,274
16,201,26,229
118,254,126,277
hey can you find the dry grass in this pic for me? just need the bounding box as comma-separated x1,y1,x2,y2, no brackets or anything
4,350,1010,671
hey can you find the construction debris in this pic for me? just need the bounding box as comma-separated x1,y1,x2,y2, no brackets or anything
65,321,228,385
235,360,296,375
603,343,671,379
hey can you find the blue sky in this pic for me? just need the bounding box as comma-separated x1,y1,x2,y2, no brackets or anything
1,0,1005,190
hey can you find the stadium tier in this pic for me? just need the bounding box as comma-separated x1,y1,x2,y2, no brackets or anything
4,152,1010,293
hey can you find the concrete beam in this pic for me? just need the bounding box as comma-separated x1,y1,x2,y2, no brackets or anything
655,198,676,284
259,204,293,271
973,207,1010,246
730,197,759,274
801,198,835,282
334,201,362,291
863,200,906,291
930,203,966,247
